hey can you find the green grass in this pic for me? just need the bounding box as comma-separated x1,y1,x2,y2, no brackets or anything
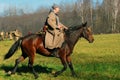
0,34,120,80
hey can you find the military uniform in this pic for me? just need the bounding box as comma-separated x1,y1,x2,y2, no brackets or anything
0,31,5,40
14,30,21,41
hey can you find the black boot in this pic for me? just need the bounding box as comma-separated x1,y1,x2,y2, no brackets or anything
51,48,59,58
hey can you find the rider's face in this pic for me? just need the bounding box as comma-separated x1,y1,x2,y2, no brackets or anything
54,7,60,13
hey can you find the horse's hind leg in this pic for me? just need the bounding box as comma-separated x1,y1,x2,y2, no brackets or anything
9,55,26,74
28,54,38,79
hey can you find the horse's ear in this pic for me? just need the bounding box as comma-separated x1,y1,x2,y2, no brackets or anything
82,22,87,27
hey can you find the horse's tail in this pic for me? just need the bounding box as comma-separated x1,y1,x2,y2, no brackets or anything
4,38,22,60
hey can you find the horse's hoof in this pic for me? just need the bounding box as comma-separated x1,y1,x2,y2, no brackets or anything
7,71,12,75
34,74,39,79
54,74,58,77
8,71,15,74
72,73,77,77
52,71,58,77
7,71,15,76
54,71,60,77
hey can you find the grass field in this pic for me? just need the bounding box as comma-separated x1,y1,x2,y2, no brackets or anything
0,34,120,80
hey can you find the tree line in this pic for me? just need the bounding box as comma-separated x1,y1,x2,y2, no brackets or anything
0,0,120,35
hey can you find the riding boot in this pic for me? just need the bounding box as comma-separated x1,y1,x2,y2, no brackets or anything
51,48,59,58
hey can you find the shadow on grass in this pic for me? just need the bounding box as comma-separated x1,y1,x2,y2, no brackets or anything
1,64,53,75
1,65,120,80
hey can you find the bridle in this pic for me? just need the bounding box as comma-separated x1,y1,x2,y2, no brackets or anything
82,27,89,39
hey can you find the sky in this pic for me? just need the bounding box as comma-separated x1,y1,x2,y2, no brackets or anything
0,0,76,14
0,0,103,15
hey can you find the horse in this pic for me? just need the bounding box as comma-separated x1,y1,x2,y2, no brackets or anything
4,22,94,79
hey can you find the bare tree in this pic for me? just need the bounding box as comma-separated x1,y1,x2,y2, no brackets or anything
111,0,120,32
0,0,120,35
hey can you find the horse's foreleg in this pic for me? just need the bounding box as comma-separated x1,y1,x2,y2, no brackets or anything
28,55,38,79
54,57,67,77
9,56,25,74
66,56,77,77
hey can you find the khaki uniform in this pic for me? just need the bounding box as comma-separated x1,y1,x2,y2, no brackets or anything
0,31,5,40
14,30,22,41
9,30,22,41
45,11,67,49
9,31,14,40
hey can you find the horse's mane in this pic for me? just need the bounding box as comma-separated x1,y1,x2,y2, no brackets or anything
68,24,83,31
65,24,83,36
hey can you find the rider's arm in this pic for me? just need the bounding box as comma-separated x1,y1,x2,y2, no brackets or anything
47,12,57,30
59,23,68,30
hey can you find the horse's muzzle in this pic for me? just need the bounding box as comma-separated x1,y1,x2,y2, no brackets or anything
89,39,94,43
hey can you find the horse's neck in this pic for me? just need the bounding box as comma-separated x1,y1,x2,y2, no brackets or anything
66,29,82,50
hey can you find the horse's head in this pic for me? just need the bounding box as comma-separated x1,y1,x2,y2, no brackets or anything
81,22,94,43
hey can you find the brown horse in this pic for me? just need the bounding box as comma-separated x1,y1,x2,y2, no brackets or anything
4,22,94,79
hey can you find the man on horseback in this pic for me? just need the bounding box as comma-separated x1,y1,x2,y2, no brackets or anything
43,4,68,56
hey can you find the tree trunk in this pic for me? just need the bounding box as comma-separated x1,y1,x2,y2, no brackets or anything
111,0,119,33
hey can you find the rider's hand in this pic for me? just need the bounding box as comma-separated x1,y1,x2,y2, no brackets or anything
58,25,62,29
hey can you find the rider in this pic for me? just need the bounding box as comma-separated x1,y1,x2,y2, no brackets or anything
44,4,68,56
